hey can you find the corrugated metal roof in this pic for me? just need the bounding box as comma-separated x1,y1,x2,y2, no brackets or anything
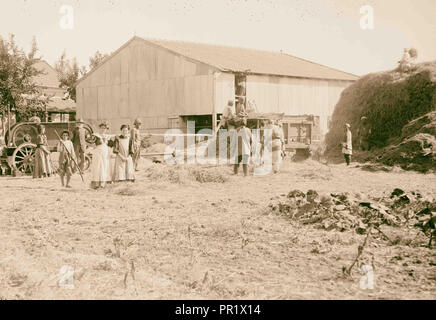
32,60,61,88
141,37,359,81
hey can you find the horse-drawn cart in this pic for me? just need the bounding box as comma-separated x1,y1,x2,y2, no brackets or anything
0,121,93,175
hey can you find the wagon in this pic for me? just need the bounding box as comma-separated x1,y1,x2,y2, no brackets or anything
0,121,94,175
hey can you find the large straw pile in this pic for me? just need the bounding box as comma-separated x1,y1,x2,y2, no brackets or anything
325,61,436,172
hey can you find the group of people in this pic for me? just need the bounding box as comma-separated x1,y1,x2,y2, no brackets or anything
26,113,354,184
89,122,136,189
32,121,89,182
32,118,144,189
220,99,285,176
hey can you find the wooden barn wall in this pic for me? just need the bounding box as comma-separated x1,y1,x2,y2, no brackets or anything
76,38,216,133
215,72,235,114
245,75,353,135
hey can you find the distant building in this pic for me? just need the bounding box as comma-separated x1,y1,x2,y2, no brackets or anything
33,60,76,122
0,60,76,139
76,36,358,137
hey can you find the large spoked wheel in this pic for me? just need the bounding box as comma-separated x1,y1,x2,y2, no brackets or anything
13,125,38,146
12,143,36,175
85,127,96,145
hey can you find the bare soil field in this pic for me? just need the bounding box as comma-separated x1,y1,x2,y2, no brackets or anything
0,159,435,300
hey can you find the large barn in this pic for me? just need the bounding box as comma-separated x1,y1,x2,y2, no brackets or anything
76,36,358,137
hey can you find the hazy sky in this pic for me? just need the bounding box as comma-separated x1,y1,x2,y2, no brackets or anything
1,0,435,76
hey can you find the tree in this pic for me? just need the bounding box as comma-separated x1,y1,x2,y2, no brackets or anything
54,51,84,102
53,50,108,102
0,34,48,133
89,50,108,70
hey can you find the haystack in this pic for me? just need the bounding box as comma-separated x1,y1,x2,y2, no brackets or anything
325,61,436,172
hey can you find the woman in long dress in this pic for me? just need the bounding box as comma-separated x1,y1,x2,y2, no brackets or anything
98,121,113,184
90,134,108,189
33,125,52,178
112,125,135,182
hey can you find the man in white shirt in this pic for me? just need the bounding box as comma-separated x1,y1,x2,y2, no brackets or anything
342,123,352,166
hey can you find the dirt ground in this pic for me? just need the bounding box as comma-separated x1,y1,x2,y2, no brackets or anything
0,159,435,300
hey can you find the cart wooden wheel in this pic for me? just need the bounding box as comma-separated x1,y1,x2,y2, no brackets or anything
84,154,91,171
84,127,96,144
13,124,38,146
12,143,36,174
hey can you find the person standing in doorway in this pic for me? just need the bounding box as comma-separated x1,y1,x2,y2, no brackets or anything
342,123,353,166
72,119,87,171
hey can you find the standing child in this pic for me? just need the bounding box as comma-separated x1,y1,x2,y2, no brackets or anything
57,130,76,188
112,125,135,182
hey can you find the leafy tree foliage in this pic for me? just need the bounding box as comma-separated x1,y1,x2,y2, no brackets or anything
89,50,108,70
54,51,83,102
0,34,48,126
54,50,108,102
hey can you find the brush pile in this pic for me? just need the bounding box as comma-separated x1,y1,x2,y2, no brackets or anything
268,188,435,238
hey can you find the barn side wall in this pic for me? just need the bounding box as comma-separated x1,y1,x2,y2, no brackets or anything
245,75,353,135
76,38,217,134
215,72,235,114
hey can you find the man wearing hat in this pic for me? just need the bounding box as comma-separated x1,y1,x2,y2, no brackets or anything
72,118,87,171
342,123,353,166
130,118,142,171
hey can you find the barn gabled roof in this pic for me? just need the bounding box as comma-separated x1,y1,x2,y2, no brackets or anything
77,36,359,86
139,37,359,81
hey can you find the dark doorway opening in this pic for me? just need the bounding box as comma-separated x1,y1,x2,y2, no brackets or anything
181,115,213,133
